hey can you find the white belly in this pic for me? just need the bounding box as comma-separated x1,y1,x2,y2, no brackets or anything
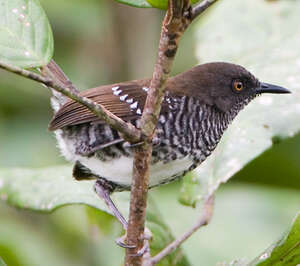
55,129,193,187
77,155,193,187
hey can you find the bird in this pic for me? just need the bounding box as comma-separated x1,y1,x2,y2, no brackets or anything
47,60,290,237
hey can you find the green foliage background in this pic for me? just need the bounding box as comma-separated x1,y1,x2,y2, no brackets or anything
0,0,299,265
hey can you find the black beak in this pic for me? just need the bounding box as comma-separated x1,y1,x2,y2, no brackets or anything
256,83,291,94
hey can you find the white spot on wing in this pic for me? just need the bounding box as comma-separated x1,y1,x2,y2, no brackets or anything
130,101,138,109
111,86,119,91
113,89,122,96
136,108,142,115
142,87,149,92
126,98,133,104
120,94,128,101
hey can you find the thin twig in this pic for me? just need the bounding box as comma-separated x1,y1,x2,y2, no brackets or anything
190,0,220,20
0,61,140,142
148,195,215,265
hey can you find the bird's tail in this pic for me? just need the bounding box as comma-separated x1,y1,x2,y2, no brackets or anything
42,60,79,113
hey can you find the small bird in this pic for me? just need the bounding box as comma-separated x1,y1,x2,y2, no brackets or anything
48,61,290,233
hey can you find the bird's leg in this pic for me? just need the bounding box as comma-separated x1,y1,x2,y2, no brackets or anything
94,180,135,248
94,180,128,230
73,162,149,253
94,180,152,255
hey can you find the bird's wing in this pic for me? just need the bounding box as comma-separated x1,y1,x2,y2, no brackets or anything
49,79,169,130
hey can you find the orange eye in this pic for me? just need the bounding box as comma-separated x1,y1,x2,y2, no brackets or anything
233,81,244,92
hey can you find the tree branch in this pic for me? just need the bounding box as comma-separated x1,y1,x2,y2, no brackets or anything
148,195,215,265
190,0,219,20
0,61,140,142
124,0,220,265
124,0,191,265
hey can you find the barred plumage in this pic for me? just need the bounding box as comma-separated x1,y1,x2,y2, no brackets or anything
55,93,249,190
50,62,289,192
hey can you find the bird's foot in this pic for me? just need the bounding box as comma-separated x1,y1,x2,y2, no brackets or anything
116,228,152,257
129,240,150,257
123,141,144,149
123,137,160,149
115,235,135,249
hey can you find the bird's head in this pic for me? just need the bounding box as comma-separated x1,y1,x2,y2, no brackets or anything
169,62,290,113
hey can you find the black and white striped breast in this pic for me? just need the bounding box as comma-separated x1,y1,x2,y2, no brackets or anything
152,95,232,166
55,94,236,189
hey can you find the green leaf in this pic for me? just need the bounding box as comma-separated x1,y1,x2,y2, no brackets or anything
0,0,53,68
181,0,300,205
154,183,300,265
0,166,130,215
178,172,201,207
0,166,190,265
0,257,6,266
217,260,247,266
0,215,84,266
145,0,201,10
249,213,300,266
114,0,152,8
147,197,191,266
114,0,201,9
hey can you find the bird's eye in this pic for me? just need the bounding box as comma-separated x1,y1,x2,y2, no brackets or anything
233,80,244,92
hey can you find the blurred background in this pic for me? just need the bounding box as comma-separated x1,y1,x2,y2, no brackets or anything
0,0,299,265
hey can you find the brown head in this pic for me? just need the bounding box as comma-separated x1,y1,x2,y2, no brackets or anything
168,62,290,112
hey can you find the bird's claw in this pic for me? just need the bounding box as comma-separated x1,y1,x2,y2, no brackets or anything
116,228,152,257
129,241,150,257
115,235,135,249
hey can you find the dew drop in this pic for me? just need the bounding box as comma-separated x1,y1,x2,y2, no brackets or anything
25,22,31,27
25,51,30,57
0,179,3,188
22,5,26,10
12,8,18,14
19,13,25,20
